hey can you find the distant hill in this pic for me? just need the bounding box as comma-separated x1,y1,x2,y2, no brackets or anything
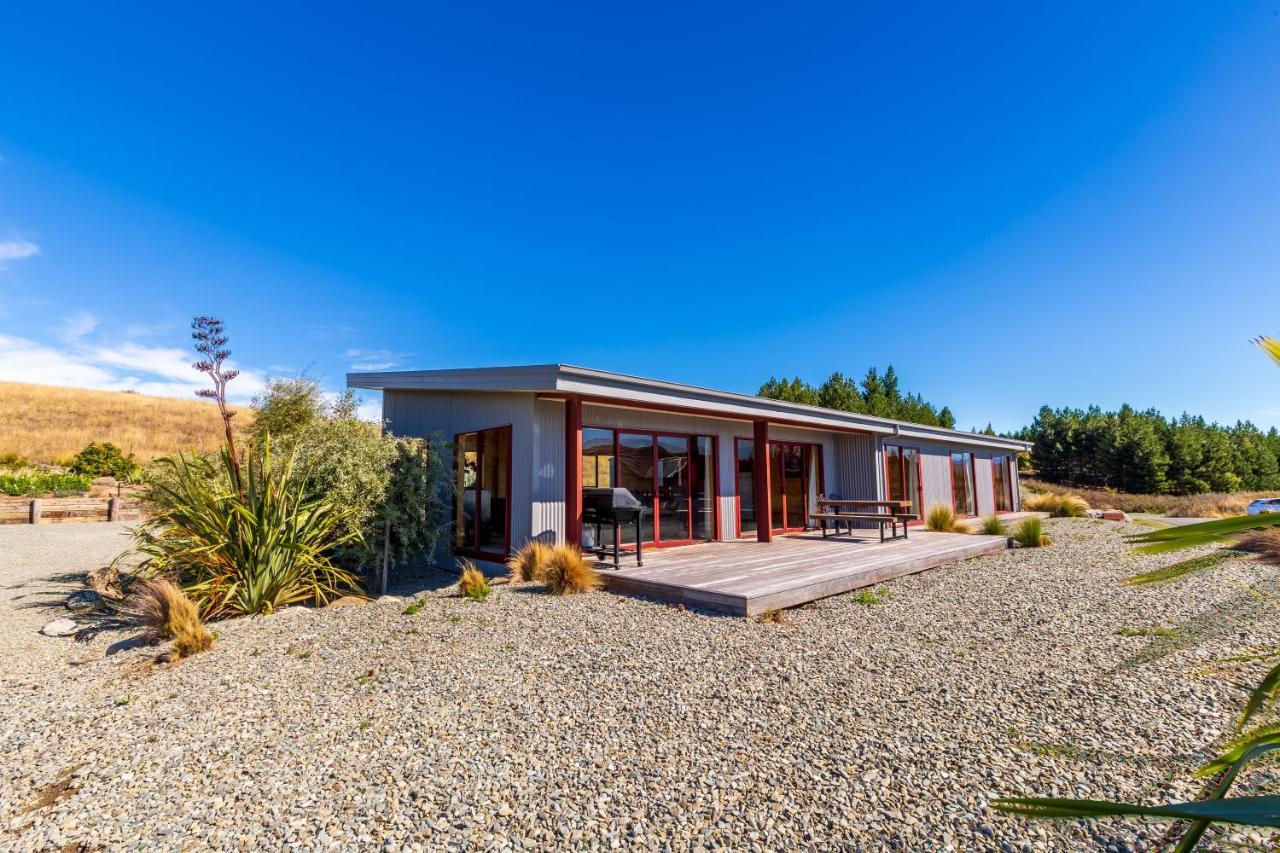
0,381,246,465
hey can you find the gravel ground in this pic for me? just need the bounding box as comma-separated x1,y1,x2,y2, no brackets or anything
3,518,1279,851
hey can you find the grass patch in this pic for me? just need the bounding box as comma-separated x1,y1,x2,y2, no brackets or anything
756,609,789,625
458,560,492,601
852,588,891,605
1129,517,1171,530
402,599,425,616
1123,551,1244,587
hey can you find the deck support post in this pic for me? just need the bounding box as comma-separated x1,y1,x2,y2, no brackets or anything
564,396,583,547
753,419,771,542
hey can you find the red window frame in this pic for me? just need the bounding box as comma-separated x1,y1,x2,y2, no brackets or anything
582,425,719,548
883,444,925,525
452,425,513,562
766,440,824,534
948,451,978,518
991,454,1015,514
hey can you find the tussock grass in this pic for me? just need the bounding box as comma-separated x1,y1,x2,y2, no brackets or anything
1235,529,1280,566
1023,478,1268,519
926,505,957,532
1012,517,1050,548
506,540,553,583
1123,551,1243,586
129,579,214,660
979,514,1010,536
458,561,492,601
1022,490,1090,517
0,380,242,465
756,609,789,625
540,544,602,595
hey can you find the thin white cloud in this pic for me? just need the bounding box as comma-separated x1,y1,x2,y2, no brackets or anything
345,347,409,372
0,332,265,403
0,239,39,262
57,310,98,342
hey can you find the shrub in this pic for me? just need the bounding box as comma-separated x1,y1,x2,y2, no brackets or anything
0,469,92,496
507,540,553,583
70,441,141,481
980,514,1010,536
1022,492,1062,513
1235,529,1280,566
925,505,957,532
1012,517,1050,547
129,578,214,659
458,560,491,601
1054,495,1090,518
248,381,451,575
135,441,364,618
540,544,602,595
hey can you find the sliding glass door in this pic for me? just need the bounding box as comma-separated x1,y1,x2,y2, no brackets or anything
951,451,977,517
992,454,1015,513
454,425,512,559
736,438,756,537
884,445,923,521
583,427,716,547
768,441,816,533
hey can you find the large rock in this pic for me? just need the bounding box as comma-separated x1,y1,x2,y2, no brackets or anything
41,619,79,637
67,589,105,612
1102,510,1128,522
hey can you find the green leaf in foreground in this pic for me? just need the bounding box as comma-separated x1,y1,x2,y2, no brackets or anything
1128,515,1280,554
1123,552,1242,586
991,794,1280,828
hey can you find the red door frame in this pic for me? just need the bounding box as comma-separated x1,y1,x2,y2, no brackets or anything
453,424,514,561
883,444,925,526
946,450,979,518
766,439,824,534
581,424,719,549
991,454,1016,514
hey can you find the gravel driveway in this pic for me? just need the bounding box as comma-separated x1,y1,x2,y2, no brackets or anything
2,519,1278,851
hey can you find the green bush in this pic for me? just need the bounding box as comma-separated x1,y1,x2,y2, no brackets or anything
1012,517,1050,547
925,504,957,532
0,470,92,496
248,380,452,576
135,441,364,618
979,514,1009,536
71,442,141,481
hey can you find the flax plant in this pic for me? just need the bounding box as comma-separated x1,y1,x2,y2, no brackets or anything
135,439,364,618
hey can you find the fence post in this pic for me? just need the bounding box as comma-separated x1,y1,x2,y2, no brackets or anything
107,497,119,522
29,499,41,524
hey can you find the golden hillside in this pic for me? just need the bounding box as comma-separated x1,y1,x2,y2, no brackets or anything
0,381,247,465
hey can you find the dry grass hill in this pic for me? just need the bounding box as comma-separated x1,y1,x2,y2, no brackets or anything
0,381,246,465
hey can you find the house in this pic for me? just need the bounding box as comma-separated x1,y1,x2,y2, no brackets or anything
348,364,1031,572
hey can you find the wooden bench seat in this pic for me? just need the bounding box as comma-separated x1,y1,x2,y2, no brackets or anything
809,512,911,543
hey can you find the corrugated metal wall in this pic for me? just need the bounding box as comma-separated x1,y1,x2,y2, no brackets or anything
833,433,879,500
383,389,537,547
530,399,565,544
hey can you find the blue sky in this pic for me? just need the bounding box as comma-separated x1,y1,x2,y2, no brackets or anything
1,3,1278,431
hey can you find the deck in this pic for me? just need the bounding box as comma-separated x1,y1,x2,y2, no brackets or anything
601,530,1009,616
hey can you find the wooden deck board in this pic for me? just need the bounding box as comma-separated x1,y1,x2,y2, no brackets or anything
601,531,1008,616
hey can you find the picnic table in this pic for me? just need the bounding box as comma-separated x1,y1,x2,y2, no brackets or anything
811,498,917,542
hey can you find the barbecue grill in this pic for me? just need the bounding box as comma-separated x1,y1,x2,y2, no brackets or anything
582,487,646,568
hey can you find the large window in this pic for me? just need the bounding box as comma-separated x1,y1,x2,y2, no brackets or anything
992,454,1015,513
454,426,511,558
736,438,756,537
950,451,976,517
582,427,716,547
884,445,922,521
